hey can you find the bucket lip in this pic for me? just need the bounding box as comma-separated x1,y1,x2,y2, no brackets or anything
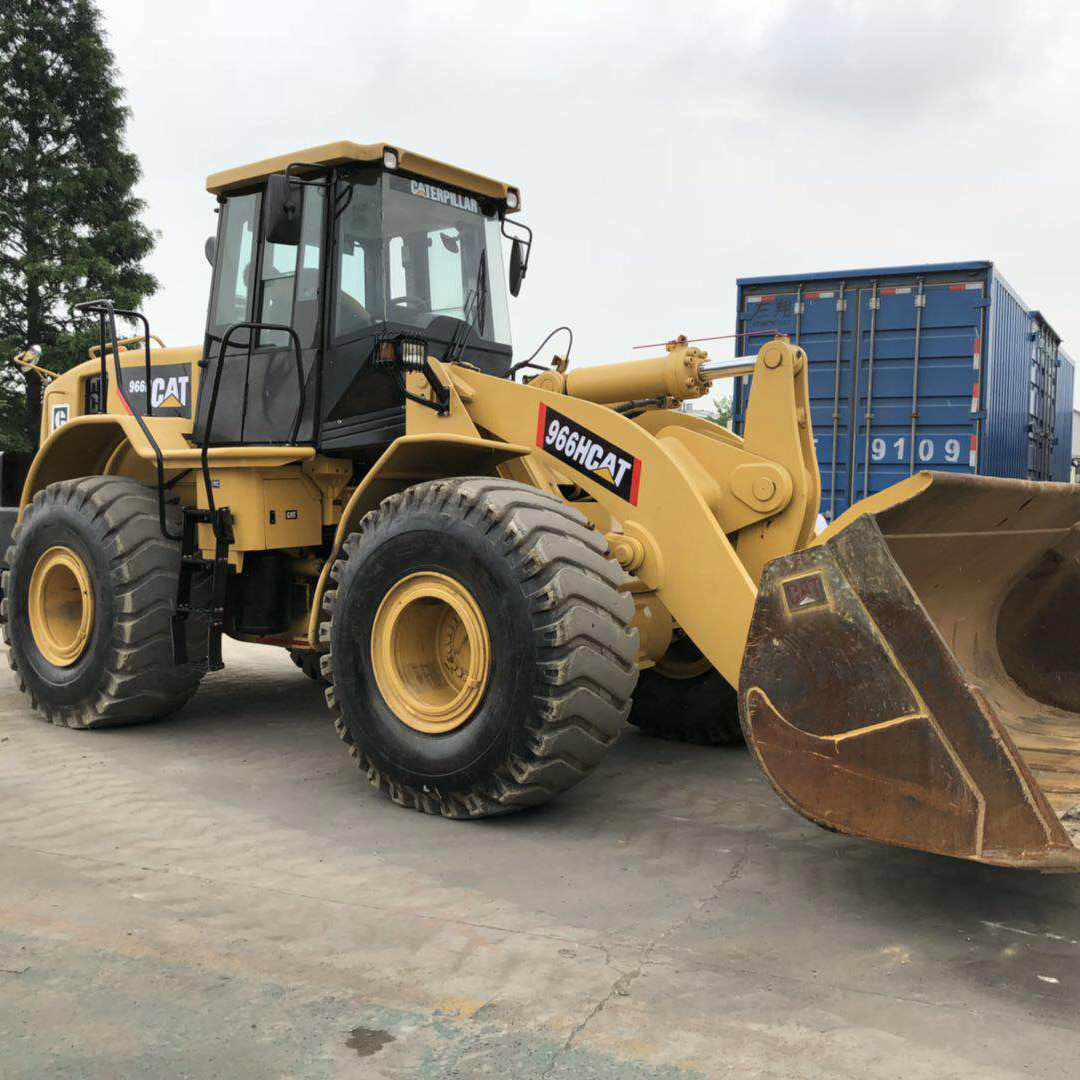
974,846,1080,870
814,472,934,546
817,471,1080,545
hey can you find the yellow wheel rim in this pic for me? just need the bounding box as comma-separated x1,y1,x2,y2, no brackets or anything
28,545,95,667
655,632,711,681
371,571,491,734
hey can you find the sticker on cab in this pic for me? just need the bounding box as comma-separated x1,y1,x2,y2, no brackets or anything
536,403,642,505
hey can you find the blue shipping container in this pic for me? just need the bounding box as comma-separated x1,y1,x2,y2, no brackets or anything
732,261,1071,520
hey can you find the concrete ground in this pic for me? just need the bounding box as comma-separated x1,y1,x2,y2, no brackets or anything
1,642,1078,1079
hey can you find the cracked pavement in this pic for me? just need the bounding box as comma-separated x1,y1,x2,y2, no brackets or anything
2,641,1079,1078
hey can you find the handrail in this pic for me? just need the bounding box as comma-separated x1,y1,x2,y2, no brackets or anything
73,300,178,540
88,334,166,358
198,321,305,531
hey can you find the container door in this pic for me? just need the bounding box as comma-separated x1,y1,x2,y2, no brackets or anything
851,280,984,502
1028,320,1058,480
1053,352,1075,482
738,286,856,520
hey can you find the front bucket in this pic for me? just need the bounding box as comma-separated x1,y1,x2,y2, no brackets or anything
739,472,1080,869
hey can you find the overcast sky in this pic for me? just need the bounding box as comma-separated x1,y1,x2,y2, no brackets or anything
98,0,1080,406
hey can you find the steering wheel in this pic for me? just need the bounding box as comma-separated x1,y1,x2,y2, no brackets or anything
390,295,429,313
339,291,372,324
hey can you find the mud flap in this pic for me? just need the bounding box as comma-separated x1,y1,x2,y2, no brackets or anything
739,473,1080,869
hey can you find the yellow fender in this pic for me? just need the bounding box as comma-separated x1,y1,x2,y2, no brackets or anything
20,415,145,511
305,433,532,646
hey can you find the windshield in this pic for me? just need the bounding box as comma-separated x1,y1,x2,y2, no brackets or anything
335,172,511,348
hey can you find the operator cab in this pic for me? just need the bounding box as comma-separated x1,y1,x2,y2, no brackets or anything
197,141,528,455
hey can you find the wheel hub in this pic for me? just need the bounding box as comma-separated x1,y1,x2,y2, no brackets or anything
655,631,711,680
371,572,491,733
28,545,95,667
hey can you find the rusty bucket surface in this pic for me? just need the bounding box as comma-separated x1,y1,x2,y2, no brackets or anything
740,472,1080,869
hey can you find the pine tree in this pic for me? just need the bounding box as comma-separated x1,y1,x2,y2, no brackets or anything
0,0,157,451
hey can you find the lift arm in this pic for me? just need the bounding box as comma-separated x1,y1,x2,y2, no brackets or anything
403,338,819,687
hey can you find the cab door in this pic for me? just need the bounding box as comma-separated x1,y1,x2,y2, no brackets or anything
195,184,325,446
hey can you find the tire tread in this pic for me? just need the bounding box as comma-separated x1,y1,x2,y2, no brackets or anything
1,476,207,729
322,476,639,818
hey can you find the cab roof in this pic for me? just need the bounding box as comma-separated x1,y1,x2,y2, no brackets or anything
205,140,521,210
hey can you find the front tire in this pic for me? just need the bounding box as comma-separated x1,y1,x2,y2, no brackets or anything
1,477,207,728
321,477,639,818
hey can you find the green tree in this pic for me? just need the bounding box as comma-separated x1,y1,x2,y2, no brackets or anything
0,0,157,451
705,394,733,429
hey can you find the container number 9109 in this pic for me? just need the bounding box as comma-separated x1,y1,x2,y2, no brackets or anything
870,436,962,464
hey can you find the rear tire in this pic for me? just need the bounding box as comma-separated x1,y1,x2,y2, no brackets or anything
290,648,324,681
628,633,743,746
321,477,639,818
1,477,208,728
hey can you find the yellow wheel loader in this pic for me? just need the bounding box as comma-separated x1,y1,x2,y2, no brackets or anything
5,141,1080,868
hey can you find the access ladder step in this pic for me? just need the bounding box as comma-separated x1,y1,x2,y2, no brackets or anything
171,504,233,672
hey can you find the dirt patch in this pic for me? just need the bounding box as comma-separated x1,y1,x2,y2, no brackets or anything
345,1026,395,1058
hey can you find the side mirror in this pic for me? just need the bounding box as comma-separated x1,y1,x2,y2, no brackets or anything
263,173,302,246
204,235,216,266
509,237,526,297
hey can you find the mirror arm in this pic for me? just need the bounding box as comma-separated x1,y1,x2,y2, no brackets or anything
501,216,533,275
284,161,334,189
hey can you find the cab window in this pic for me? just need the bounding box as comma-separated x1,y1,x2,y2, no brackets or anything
428,227,466,317
258,185,324,348
209,193,259,335
335,173,383,341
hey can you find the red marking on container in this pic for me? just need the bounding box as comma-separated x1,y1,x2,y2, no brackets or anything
971,381,980,412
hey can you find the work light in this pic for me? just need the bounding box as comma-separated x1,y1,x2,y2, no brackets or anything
401,338,426,370
375,334,427,371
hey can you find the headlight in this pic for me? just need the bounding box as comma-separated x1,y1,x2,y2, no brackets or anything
383,148,399,170
505,189,519,210
400,338,426,370
375,334,427,371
